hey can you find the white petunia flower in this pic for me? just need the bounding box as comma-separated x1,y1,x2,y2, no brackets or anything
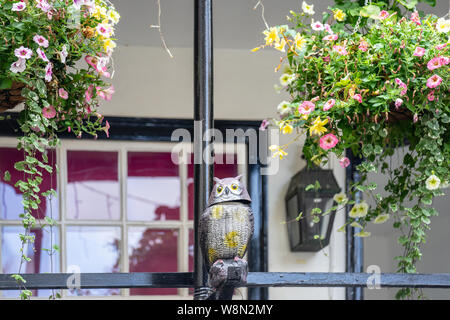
277,101,292,116
436,18,450,33
425,174,441,190
10,59,26,73
333,192,348,204
302,1,315,15
349,201,369,218
279,73,296,86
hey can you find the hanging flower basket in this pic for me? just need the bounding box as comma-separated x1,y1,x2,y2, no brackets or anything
255,3,449,299
0,0,120,299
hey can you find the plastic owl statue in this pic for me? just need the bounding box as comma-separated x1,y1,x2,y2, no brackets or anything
199,175,254,291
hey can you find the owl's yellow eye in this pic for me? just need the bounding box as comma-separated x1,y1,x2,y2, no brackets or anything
231,184,238,190
217,186,223,193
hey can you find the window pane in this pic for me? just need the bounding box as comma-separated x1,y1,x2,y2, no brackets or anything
66,151,120,220
66,226,121,296
1,226,60,298
0,148,58,220
127,152,180,221
188,154,239,220
128,227,178,295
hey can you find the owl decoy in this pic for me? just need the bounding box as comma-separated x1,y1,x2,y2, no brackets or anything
199,175,254,291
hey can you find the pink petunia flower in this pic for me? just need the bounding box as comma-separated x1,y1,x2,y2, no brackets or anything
59,88,69,100
399,83,408,96
319,133,339,150
36,48,49,62
85,55,111,78
395,98,403,109
323,55,330,62
96,24,113,37
298,101,315,115
395,78,404,86
413,47,425,57
323,34,338,41
395,79,407,96
410,11,421,25
439,56,450,66
33,35,49,48
36,0,51,12
427,90,435,101
339,157,350,168
259,119,269,131
311,21,324,31
85,84,94,103
10,59,26,73
14,46,33,59
353,94,362,103
323,99,335,111
427,57,442,70
45,63,53,82
12,1,26,11
96,86,115,101
324,24,333,34
42,105,56,119
426,74,442,89
358,40,368,52
333,45,348,56
103,120,110,138
85,56,98,72
436,43,447,50
379,10,389,20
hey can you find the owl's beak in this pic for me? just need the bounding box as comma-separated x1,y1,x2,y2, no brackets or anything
224,187,230,195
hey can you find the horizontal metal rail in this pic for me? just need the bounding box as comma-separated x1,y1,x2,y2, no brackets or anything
1,272,450,290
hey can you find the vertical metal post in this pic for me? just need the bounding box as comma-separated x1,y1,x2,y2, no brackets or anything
345,150,364,300
193,0,214,300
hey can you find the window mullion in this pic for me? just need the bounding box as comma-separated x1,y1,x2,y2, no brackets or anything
58,143,68,299
179,143,189,297
120,146,130,297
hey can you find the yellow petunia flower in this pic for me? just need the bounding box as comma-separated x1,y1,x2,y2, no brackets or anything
280,122,294,135
93,6,108,20
294,33,307,51
108,10,121,24
263,27,280,46
269,145,288,159
333,9,346,22
103,39,117,53
309,116,328,136
274,38,287,52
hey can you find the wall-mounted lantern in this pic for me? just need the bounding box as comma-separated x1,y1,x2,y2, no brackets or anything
285,166,341,252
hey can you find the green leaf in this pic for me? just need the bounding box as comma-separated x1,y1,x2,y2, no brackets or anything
397,0,419,10
362,144,374,157
35,79,47,97
421,195,432,205
389,203,398,213
360,5,381,19
3,171,11,182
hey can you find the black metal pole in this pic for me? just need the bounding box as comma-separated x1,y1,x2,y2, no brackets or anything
193,0,214,300
345,149,364,300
